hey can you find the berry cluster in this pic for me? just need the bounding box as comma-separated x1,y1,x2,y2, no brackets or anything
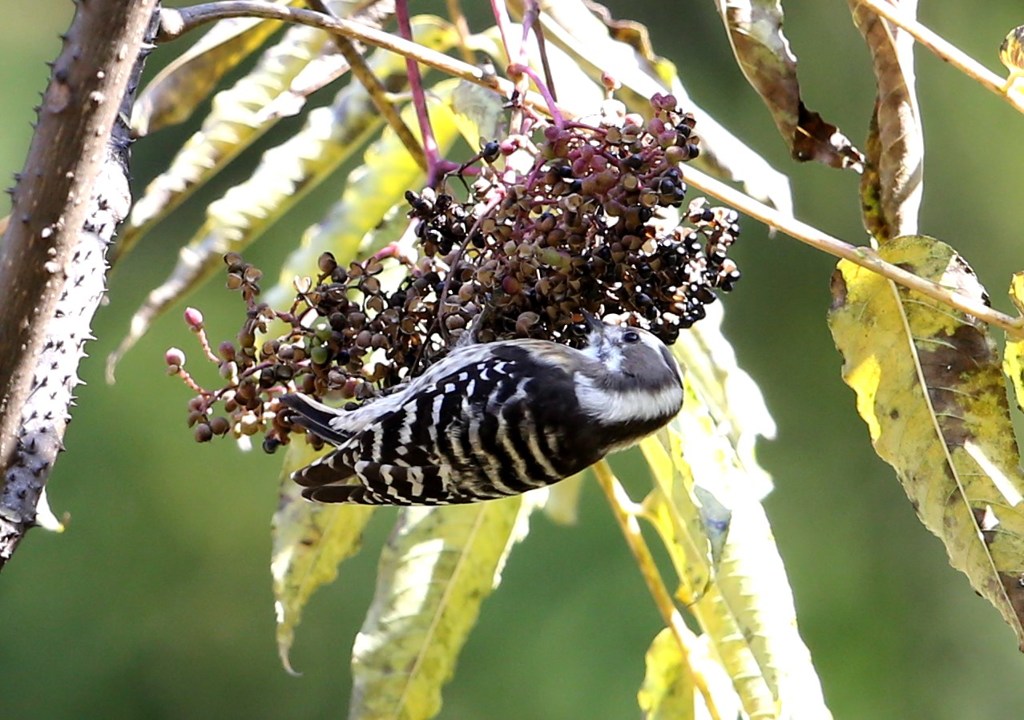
170,94,741,448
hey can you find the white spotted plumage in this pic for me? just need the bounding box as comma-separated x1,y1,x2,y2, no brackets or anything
280,316,684,505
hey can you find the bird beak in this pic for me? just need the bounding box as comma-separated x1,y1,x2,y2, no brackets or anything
580,310,602,332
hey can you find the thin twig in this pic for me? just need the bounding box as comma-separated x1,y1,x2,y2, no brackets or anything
306,0,427,171
444,0,475,64
680,164,1024,337
396,0,444,183
593,461,722,720
160,1,555,114
855,0,1024,113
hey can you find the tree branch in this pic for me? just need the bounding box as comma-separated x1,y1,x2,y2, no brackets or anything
157,1,555,116
0,0,160,568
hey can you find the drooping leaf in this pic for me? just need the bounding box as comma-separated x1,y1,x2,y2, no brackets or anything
640,426,717,602
715,0,864,171
106,21,459,379
628,304,828,716
271,441,376,674
654,379,828,717
829,234,1024,649
675,301,776,498
516,0,795,215
132,8,290,136
122,23,335,259
850,0,924,240
349,499,533,720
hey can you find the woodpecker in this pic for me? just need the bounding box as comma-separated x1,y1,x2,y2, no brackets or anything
280,316,684,505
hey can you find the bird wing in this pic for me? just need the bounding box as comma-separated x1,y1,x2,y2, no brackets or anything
279,393,353,445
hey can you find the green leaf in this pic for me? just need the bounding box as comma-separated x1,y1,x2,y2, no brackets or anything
350,499,533,720
830,234,1024,649
271,441,376,674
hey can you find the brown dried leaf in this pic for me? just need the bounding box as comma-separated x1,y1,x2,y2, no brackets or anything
716,0,864,171
850,0,924,241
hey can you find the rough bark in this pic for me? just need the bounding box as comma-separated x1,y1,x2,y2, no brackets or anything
0,0,160,568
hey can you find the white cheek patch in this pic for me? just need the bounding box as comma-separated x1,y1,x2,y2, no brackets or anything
575,375,683,424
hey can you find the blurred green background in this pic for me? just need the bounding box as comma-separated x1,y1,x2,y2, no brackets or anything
4,2,1024,718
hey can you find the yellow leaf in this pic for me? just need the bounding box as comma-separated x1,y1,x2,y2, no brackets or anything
267,76,462,307
640,427,715,602
350,499,532,720
829,234,1024,648
645,314,829,717
1002,272,1024,413
106,21,458,379
638,629,740,720
271,441,375,674
131,5,292,136
638,628,696,720
124,23,334,258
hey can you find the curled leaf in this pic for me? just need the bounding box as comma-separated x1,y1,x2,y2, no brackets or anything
850,0,923,240
716,0,864,171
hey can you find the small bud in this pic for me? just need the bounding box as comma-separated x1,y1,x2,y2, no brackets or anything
165,347,186,367
184,307,204,330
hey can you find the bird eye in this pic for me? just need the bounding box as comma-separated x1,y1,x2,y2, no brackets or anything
622,329,641,344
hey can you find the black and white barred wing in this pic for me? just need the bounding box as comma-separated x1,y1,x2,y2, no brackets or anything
286,343,592,505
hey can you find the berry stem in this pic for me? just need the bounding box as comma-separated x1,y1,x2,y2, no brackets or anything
509,63,565,128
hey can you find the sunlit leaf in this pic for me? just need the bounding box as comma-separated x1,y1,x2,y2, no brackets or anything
107,21,458,380
715,0,864,171
638,628,696,720
829,234,1024,648
1002,273,1024,413
645,312,828,716
132,8,289,136
265,76,462,308
123,24,335,259
349,498,533,720
640,427,716,601
674,301,776,497
271,441,375,674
